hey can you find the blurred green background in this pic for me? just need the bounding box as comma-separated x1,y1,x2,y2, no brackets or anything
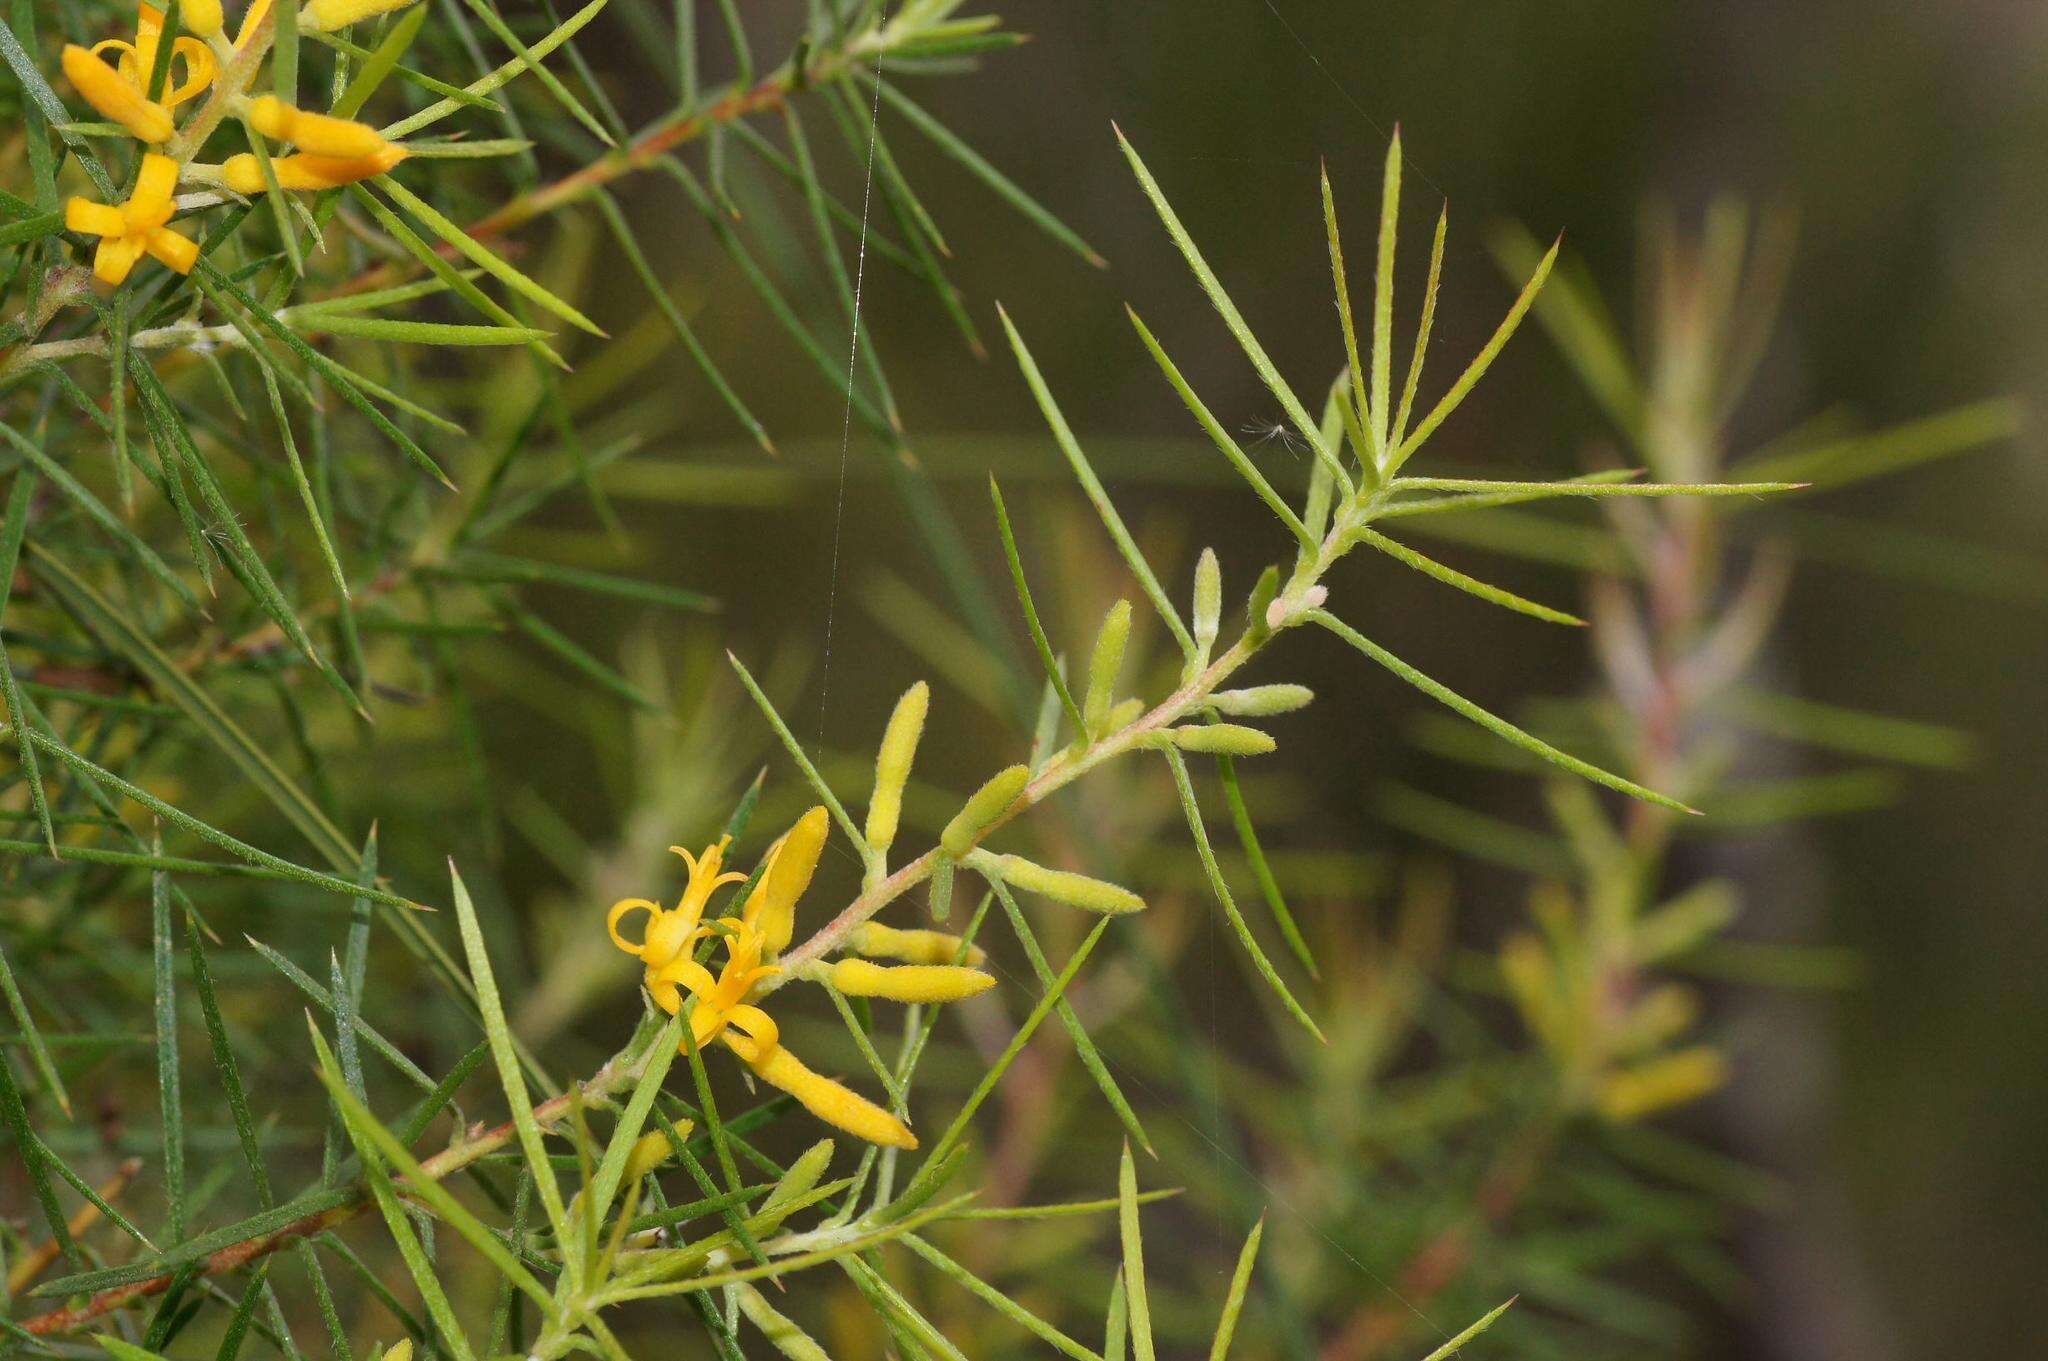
542,2,2044,1356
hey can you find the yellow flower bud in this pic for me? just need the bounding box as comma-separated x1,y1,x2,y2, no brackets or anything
381,1342,413,1361
62,44,174,143
247,95,387,158
182,0,225,38
754,1139,835,1235
1594,1047,1729,1123
1209,684,1314,717
302,0,422,32
940,764,1029,857
219,143,408,193
1167,723,1277,756
623,1129,680,1182
727,1034,915,1149
742,806,829,956
847,921,986,967
864,681,928,854
992,854,1145,915
1082,599,1130,737
826,958,993,1004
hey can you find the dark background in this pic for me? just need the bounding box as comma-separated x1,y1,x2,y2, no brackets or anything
588,3,2048,1356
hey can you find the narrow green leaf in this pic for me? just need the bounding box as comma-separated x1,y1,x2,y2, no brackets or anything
1371,131,1400,458
0,422,197,611
458,0,615,147
152,842,182,1235
1215,754,1317,978
1119,1143,1155,1361
726,650,866,852
903,1233,1108,1361
242,936,436,1090
991,880,1150,1152
1393,207,1448,450
1161,748,1325,1042
373,174,605,337
382,0,608,138
1390,236,1558,472
999,307,1197,659
989,476,1086,737
0,469,51,852
1310,609,1693,811
1207,1216,1263,1361
1417,1300,1516,1361
1126,307,1316,549
448,864,575,1258
866,74,1105,268
1115,126,1347,492
1320,162,1372,459
1352,525,1584,626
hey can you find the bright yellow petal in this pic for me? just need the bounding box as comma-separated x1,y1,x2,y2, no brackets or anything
606,898,658,955
92,236,145,286
144,226,197,275
62,44,173,143
65,198,127,237
827,959,994,1004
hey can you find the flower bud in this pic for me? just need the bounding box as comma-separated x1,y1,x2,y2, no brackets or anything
219,144,408,193
827,958,993,1003
939,764,1029,857
624,1129,677,1182
1168,723,1276,756
1192,548,1221,659
847,921,987,967
62,45,173,143
864,681,928,854
302,0,422,31
248,95,387,158
1209,684,1314,717
992,854,1145,915
182,0,225,38
743,806,829,956
1082,599,1130,738
381,1343,413,1361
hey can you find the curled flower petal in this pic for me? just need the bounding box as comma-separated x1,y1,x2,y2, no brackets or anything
62,44,173,143
606,898,658,955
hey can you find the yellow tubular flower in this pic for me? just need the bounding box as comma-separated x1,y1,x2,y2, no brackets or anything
62,44,175,143
740,806,829,957
826,958,993,1004
86,5,218,113
247,95,389,158
724,1031,916,1149
847,920,986,967
65,154,197,285
648,924,781,1050
218,143,408,193
302,0,422,33
607,835,746,975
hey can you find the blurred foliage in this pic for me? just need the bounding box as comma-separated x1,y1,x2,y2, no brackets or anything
4,2,2044,1360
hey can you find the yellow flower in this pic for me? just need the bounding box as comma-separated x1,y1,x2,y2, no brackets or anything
217,143,409,194
65,153,198,285
246,95,390,159
607,835,745,976
606,806,1003,1151
648,920,781,1052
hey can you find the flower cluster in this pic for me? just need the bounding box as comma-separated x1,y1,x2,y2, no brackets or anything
608,806,993,1149
58,1,413,284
